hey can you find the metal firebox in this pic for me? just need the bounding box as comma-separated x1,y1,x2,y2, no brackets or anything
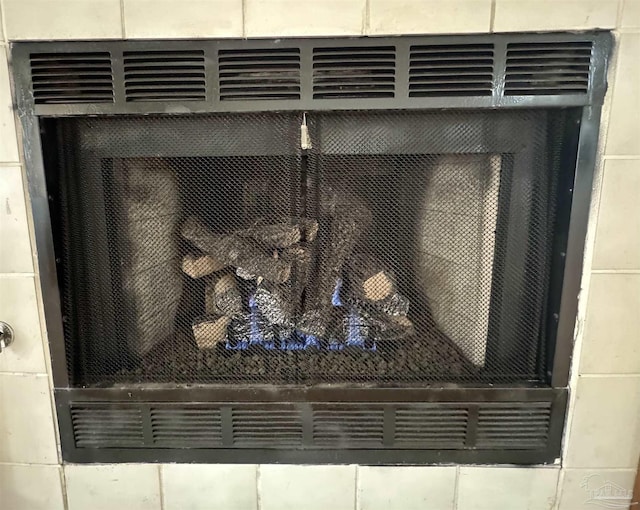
11,31,611,464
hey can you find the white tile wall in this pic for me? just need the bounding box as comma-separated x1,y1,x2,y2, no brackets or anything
565,376,640,468
0,276,46,373
558,468,636,509
124,0,243,38
0,374,58,464
64,464,161,510
244,0,366,37
358,466,456,510
3,0,123,40
161,464,258,510
368,0,492,35
0,2,638,510
457,467,560,510
0,166,34,274
0,464,65,510
259,464,356,510
493,0,619,32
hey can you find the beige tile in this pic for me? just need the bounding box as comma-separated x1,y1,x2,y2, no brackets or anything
260,464,356,510
0,374,58,464
0,8,4,42
124,0,243,38
0,48,20,163
0,464,65,510
593,160,640,269
558,469,636,510
65,464,161,510
606,33,640,156
0,166,34,273
162,464,257,510
358,466,456,510
4,0,122,40
0,277,46,373
369,0,491,35
457,467,559,510
245,0,365,37
580,274,640,374
565,376,640,468
621,0,640,28
494,0,619,32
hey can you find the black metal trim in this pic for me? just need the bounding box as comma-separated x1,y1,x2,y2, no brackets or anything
10,32,612,117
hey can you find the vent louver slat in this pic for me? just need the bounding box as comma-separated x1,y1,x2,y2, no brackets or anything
395,405,468,447
150,406,222,447
71,405,144,447
409,44,493,97
232,407,303,447
505,41,592,96
313,407,384,446
124,50,206,102
218,48,301,101
30,52,113,104
476,404,551,449
313,46,395,99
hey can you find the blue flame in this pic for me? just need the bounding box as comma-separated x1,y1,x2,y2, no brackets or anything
331,278,343,307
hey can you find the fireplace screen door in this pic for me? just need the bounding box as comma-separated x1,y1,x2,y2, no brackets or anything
48,109,569,388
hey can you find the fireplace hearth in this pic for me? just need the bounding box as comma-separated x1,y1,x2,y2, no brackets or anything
12,32,611,464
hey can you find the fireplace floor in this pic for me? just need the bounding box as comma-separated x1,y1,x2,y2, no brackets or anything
100,327,474,386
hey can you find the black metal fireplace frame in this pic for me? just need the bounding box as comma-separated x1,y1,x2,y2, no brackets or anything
10,31,612,464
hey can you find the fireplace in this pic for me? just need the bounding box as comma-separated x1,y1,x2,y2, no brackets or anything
12,32,611,464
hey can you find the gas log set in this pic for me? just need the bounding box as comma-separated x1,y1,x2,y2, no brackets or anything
181,194,414,353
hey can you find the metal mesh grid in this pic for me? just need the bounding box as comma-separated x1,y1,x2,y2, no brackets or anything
48,110,569,387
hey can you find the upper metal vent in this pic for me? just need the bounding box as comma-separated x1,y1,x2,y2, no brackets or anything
123,50,206,102
409,43,494,97
505,41,592,95
312,46,396,99
30,52,113,104
218,47,301,101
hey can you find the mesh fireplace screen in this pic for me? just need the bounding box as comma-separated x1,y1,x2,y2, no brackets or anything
46,109,573,387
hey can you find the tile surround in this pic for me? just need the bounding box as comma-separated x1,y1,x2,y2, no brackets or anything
0,2,637,510
0,464,65,510
357,466,456,510
457,467,560,510
493,0,619,32
0,166,34,274
259,464,357,510
244,0,366,37
592,160,640,269
161,464,258,510
558,468,636,510
0,374,58,464
3,0,123,40
123,0,243,38
64,464,161,510
605,33,640,155
368,0,492,35
565,375,640,468
0,48,20,163
0,276,46,373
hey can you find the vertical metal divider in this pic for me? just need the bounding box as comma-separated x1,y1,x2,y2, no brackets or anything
465,405,479,447
383,406,396,447
492,38,508,106
221,405,234,446
206,41,219,108
111,47,126,106
140,403,154,446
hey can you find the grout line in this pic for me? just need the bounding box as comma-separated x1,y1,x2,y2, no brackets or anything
616,0,625,29
0,0,8,44
0,461,63,467
0,371,49,377
158,465,165,510
591,269,640,274
0,161,23,166
362,0,370,36
561,467,638,472
553,466,564,510
256,464,261,510
0,272,36,277
453,465,461,509
120,0,126,39
60,463,70,510
489,0,496,33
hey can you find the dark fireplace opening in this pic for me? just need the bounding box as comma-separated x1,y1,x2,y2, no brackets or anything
44,109,572,387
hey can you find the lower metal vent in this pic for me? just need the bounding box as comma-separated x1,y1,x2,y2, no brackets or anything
71,405,144,447
232,406,303,447
312,407,385,447
476,403,551,449
394,405,468,447
150,405,222,447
